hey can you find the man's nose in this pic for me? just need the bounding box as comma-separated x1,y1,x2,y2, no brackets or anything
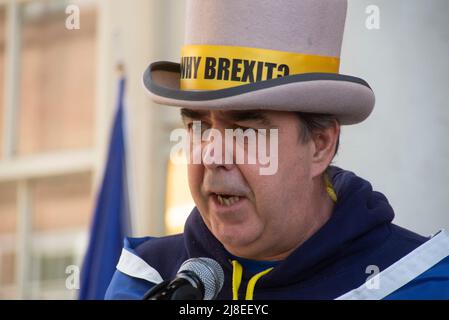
201,129,235,171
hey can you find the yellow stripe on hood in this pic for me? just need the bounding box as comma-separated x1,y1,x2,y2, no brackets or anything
231,260,274,300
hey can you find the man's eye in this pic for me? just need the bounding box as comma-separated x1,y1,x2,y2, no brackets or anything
231,122,248,130
233,125,254,132
186,121,210,133
185,121,198,130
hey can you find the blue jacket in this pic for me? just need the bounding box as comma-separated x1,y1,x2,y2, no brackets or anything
105,167,449,300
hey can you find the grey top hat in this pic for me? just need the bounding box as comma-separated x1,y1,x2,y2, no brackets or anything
143,0,375,125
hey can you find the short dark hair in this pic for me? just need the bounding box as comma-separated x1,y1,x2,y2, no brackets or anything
295,112,340,157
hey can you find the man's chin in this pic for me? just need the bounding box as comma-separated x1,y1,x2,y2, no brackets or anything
212,224,261,252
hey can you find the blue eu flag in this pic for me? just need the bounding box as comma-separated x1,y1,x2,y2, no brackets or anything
79,77,131,299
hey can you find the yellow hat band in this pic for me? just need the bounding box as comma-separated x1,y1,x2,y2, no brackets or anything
180,45,340,91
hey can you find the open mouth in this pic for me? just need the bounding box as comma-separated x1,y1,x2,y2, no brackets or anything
212,193,242,207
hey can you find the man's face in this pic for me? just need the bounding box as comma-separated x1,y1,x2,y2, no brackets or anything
182,109,318,260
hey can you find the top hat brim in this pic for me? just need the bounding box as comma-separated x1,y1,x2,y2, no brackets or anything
143,61,375,125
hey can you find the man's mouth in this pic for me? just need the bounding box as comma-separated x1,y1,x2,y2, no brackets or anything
215,194,240,206
211,193,244,207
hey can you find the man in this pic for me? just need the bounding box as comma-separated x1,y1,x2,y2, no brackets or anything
106,0,449,299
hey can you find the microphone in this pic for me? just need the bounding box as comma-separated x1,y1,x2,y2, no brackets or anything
143,257,224,300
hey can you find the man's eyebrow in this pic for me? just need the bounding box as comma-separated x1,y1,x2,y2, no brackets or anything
180,108,273,127
225,110,272,126
180,108,208,120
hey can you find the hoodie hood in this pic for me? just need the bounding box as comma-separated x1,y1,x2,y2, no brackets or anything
183,166,395,291
107,166,437,300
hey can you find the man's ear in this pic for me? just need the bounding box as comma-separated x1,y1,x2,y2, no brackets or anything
310,121,340,178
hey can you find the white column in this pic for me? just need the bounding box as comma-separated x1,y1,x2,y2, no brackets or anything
96,0,187,237
16,180,32,299
2,2,21,159
338,0,449,235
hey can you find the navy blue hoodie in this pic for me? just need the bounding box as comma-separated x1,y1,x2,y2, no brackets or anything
105,167,449,300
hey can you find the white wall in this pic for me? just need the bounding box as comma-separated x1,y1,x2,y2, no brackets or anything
337,0,449,235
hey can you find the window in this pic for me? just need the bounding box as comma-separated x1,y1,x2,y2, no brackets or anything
18,2,96,155
0,0,98,299
0,250,16,299
29,230,86,300
32,173,93,231
0,182,17,299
